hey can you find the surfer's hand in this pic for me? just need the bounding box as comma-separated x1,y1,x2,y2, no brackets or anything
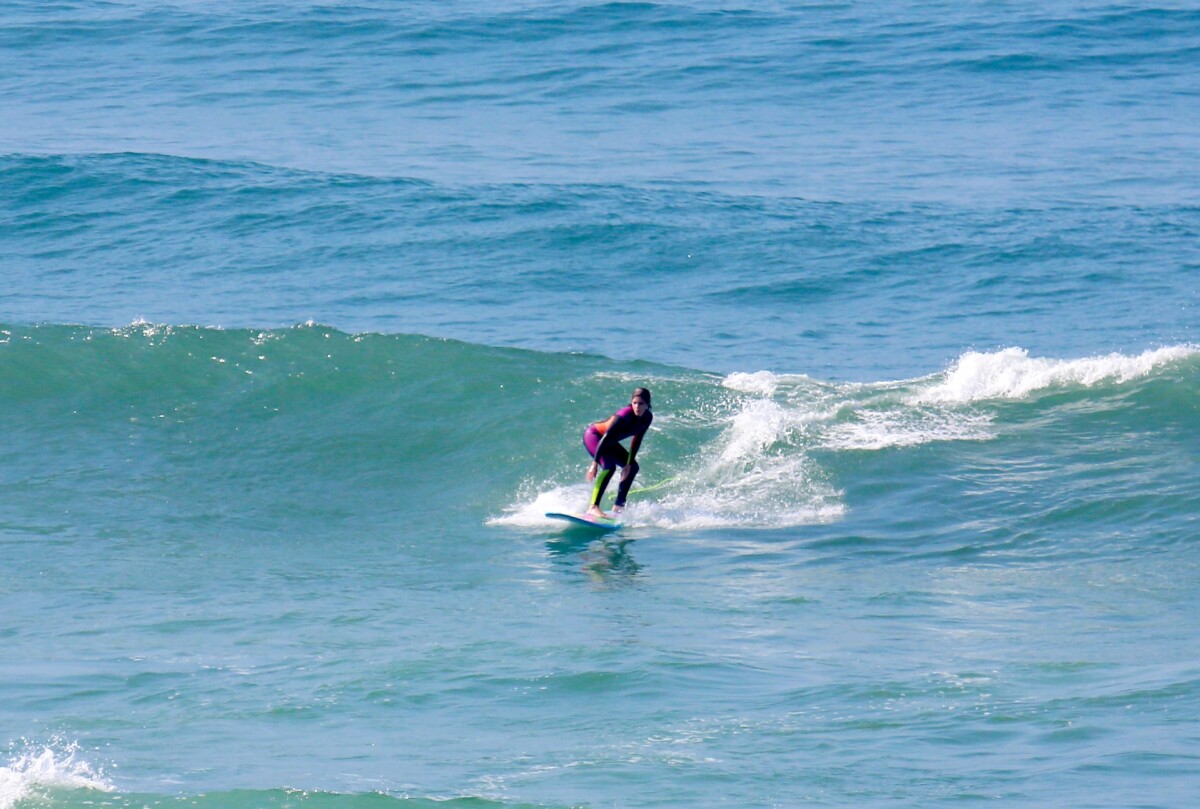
620,465,632,482
586,462,598,482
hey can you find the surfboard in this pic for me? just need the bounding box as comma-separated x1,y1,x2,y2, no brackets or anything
545,512,622,532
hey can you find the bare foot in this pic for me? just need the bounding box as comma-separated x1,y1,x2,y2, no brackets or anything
611,504,625,515
586,505,608,519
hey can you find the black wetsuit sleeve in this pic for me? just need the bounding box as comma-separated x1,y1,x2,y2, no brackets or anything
627,412,652,464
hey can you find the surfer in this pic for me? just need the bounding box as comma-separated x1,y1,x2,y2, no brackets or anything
583,387,653,518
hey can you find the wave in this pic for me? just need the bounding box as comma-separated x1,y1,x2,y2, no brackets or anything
0,740,555,809
2,324,1193,534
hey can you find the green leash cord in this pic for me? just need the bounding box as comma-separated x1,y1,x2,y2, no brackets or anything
607,476,675,505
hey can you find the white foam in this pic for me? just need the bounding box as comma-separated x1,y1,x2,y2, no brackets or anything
822,409,995,451
718,399,794,464
495,379,848,531
1,741,113,809
637,395,845,529
492,445,845,533
721,371,781,396
632,491,846,531
916,345,1198,404
487,484,595,528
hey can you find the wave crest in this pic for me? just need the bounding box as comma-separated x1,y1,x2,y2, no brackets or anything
916,345,1198,404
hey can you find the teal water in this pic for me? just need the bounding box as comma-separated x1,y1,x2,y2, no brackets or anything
2,328,1198,807
3,2,1200,808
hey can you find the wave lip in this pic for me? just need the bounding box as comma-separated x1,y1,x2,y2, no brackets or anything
915,345,1199,404
1,741,113,809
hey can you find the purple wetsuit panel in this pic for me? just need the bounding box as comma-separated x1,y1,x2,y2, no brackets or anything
603,406,651,443
583,406,652,470
583,426,605,463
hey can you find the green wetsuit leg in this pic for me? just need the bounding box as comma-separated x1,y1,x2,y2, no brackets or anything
591,467,615,507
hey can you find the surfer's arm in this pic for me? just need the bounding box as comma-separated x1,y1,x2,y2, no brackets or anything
621,431,645,480
627,432,644,464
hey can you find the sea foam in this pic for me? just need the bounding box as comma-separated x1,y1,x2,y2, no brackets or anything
0,741,113,809
916,345,1198,404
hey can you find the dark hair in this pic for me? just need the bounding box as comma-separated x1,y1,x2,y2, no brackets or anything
632,387,652,407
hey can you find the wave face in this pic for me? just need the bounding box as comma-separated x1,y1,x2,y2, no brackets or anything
4,324,1194,536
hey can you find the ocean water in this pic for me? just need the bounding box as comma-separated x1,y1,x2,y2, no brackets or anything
2,2,1199,808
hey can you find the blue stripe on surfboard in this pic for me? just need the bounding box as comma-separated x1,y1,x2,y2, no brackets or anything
545,512,622,531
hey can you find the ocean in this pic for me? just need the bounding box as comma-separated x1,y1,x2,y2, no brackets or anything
2,2,1198,807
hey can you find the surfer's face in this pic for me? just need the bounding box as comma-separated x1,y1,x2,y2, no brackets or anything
631,398,649,417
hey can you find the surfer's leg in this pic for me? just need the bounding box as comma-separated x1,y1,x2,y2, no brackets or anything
582,426,602,457
614,459,639,508
590,466,615,508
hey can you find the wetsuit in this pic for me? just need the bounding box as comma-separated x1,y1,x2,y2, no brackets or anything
583,405,652,508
